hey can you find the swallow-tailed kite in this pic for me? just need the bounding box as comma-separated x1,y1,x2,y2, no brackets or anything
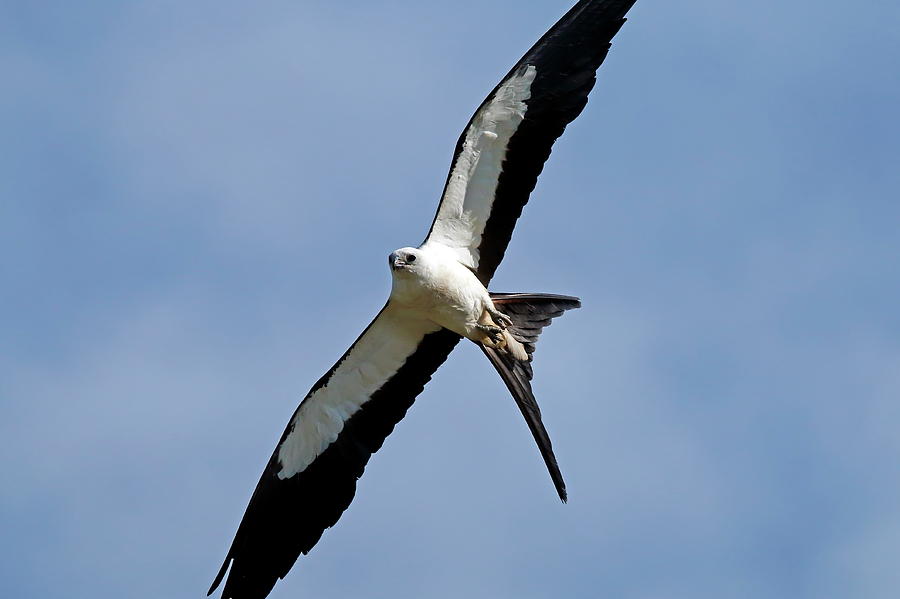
209,1,638,597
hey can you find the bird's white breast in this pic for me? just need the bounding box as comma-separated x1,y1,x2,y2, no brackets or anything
389,243,490,338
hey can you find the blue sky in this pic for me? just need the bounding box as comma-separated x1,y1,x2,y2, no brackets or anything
3,1,900,598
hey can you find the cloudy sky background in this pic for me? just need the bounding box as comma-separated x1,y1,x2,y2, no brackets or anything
3,1,900,597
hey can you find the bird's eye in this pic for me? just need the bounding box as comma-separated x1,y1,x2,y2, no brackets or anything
407,254,416,263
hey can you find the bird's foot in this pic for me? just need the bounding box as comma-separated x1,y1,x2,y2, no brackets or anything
487,307,513,330
476,323,504,345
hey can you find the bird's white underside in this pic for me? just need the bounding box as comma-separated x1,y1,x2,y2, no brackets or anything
277,66,537,480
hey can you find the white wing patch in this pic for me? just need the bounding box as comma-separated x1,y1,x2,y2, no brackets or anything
425,65,537,269
277,309,440,479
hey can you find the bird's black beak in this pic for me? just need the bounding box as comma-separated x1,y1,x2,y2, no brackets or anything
389,252,407,271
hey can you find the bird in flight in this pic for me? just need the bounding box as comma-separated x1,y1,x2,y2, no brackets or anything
209,1,638,597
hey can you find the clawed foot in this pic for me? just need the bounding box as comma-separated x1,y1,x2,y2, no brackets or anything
488,308,513,329
475,323,504,345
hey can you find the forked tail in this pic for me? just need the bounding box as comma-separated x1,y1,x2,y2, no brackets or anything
481,292,580,502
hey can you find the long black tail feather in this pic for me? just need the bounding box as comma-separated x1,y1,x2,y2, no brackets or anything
481,293,580,502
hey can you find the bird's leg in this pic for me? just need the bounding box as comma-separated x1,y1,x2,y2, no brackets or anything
475,323,504,345
487,306,513,330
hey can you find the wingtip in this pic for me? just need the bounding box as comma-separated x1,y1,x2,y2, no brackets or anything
208,557,230,597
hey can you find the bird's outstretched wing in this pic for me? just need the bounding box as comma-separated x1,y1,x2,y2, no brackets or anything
422,0,637,285
209,305,460,599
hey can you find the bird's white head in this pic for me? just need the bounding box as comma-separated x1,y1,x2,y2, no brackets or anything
388,247,424,277
388,246,434,304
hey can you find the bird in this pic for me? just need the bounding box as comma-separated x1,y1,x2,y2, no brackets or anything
209,1,638,597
